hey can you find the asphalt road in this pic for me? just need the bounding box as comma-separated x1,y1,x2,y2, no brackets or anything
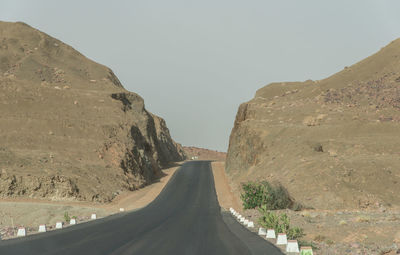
0,161,283,255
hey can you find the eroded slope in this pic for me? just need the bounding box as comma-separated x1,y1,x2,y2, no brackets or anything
0,21,185,202
226,39,400,210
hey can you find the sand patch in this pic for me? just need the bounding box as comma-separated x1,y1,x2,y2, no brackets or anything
211,161,241,212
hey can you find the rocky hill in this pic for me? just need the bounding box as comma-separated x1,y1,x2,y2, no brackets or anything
183,146,226,161
0,21,185,202
226,39,400,210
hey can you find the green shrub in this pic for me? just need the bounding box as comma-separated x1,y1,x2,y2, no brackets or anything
240,182,266,209
240,181,293,210
258,205,304,240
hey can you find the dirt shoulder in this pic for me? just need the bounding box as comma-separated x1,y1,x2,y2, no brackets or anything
104,162,182,212
211,161,241,212
0,162,183,239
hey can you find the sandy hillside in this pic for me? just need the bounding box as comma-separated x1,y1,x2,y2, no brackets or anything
183,146,226,161
225,39,400,254
226,38,400,211
0,21,185,203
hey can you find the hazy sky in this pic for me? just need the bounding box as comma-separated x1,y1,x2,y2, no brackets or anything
2,1,400,151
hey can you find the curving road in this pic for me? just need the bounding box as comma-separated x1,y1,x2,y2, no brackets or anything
0,161,283,255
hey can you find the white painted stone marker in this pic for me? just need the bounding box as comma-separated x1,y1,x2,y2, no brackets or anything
266,229,276,239
276,233,288,245
91,214,97,220
247,221,254,228
240,217,245,223
300,246,313,255
38,224,47,233
243,219,249,225
55,222,63,229
70,218,76,225
17,227,26,237
119,208,125,212
236,214,241,219
258,227,267,236
286,240,300,253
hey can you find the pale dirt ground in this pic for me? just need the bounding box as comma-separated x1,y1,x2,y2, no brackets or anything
0,163,182,239
211,161,241,212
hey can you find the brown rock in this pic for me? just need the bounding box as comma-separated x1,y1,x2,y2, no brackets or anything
0,21,185,203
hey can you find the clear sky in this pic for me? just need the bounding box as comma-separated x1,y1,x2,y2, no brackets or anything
2,1,400,151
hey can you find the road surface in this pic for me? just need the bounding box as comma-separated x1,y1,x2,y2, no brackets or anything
0,161,283,255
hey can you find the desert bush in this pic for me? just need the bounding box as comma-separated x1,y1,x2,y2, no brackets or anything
240,182,266,209
64,212,70,222
258,205,304,240
240,181,293,210
292,202,304,211
298,239,319,249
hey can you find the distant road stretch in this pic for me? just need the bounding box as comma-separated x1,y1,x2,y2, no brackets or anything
0,161,283,255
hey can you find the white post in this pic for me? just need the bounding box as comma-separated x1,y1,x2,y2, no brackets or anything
276,233,288,245
258,227,267,236
55,222,63,229
91,214,97,220
286,240,300,253
266,229,276,239
17,227,26,237
38,225,47,233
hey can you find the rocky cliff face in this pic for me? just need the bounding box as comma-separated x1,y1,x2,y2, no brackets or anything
0,21,185,202
226,39,400,210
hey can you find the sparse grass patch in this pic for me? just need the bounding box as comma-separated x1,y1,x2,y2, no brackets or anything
313,234,326,242
355,215,371,223
258,205,304,240
304,215,313,223
326,239,335,245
